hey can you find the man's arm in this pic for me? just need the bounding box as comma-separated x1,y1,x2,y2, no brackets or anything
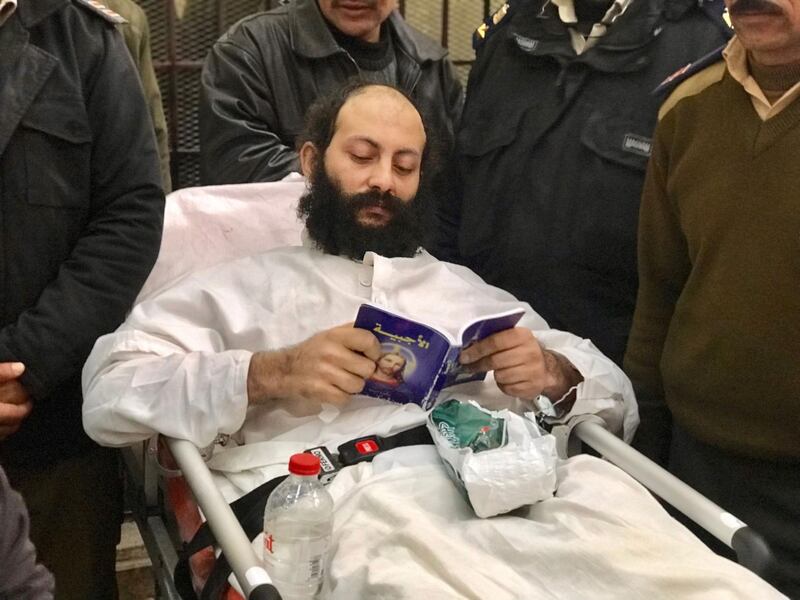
83,313,380,448
623,122,691,465
199,39,300,185
0,26,164,403
247,324,381,407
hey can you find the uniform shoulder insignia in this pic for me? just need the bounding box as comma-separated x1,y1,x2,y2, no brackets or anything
473,1,515,52
73,0,128,24
651,44,725,98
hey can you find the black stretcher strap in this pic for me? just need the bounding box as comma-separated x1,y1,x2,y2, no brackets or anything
174,425,432,600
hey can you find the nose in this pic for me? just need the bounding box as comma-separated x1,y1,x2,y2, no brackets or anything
367,158,395,195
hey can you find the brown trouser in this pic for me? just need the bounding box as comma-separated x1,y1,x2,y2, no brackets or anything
6,446,123,600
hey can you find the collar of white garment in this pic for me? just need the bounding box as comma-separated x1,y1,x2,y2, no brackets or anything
299,227,423,264
550,0,633,55
0,0,18,26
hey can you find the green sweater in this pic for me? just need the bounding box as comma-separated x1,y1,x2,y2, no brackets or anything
625,64,800,459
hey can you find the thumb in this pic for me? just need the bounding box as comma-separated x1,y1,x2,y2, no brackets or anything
0,362,25,382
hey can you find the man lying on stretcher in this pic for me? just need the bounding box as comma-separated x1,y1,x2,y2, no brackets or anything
80,82,787,600
82,81,637,449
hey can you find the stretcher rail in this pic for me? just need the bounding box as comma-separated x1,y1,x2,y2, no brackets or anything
166,438,282,600
573,421,773,576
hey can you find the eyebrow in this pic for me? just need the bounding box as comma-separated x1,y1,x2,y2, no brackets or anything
347,135,421,158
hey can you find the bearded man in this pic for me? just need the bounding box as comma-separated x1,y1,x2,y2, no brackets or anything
82,82,635,466
624,0,800,594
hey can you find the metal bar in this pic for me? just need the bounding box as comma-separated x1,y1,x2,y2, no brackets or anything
573,421,743,547
441,0,449,48
166,438,280,600
572,421,774,575
165,0,180,188
484,0,491,19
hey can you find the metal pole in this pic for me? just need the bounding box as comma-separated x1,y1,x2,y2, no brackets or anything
166,438,282,600
572,421,772,575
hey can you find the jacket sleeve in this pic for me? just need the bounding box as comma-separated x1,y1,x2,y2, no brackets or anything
200,38,301,185
0,468,55,599
623,117,690,465
0,26,165,402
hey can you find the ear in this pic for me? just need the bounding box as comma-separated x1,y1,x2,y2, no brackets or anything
299,142,319,179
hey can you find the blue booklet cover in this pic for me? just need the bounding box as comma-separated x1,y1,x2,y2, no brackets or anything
354,304,525,410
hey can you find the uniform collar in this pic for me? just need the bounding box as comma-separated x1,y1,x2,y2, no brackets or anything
18,0,67,27
507,0,664,70
288,0,444,63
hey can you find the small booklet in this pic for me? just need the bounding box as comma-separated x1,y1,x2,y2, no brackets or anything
354,303,525,410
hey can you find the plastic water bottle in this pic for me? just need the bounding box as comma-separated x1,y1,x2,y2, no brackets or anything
263,453,334,600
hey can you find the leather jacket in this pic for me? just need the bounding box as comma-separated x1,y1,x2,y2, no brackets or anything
199,0,463,185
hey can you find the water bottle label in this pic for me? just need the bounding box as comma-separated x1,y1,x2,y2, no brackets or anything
263,530,330,583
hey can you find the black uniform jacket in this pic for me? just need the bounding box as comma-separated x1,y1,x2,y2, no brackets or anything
441,0,730,365
0,0,165,467
199,0,464,185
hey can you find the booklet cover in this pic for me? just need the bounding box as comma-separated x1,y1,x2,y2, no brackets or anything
354,304,525,410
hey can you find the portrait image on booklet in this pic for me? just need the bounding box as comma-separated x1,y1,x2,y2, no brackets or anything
354,304,525,409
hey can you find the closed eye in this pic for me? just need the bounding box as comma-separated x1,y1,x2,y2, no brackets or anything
350,153,371,164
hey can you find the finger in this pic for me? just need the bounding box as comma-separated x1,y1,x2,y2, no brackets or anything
497,381,538,400
339,353,379,381
0,424,21,440
493,364,536,386
0,400,32,425
460,328,534,365
328,367,367,396
468,346,536,374
0,362,25,382
303,380,351,406
335,328,382,361
0,381,30,405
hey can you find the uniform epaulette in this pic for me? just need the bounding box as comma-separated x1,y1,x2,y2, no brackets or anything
473,1,517,52
651,44,725,98
657,60,726,120
73,0,127,24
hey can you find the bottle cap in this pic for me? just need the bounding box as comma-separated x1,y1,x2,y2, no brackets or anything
289,453,321,476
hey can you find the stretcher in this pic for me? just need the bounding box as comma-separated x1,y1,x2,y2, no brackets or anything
120,178,782,600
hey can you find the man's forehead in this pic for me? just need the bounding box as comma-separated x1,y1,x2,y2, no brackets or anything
333,88,426,151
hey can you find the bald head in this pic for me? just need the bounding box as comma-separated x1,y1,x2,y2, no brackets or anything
300,84,427,203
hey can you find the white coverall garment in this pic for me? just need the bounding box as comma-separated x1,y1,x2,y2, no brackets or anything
82,244,637,451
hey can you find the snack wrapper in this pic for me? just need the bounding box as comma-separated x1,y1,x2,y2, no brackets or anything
427,398,557,518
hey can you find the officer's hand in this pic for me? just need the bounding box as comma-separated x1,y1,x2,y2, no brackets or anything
459,328,582,401
0,362,32,440
247,324,382,407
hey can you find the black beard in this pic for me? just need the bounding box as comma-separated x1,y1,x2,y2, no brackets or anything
298,161,431,260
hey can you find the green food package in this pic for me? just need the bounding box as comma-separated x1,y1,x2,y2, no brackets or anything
430,398,505,453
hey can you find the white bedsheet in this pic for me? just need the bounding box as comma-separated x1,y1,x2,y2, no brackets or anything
312,448,785,599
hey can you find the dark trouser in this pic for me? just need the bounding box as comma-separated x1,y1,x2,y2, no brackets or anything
668,423,800,599
5,446,124,600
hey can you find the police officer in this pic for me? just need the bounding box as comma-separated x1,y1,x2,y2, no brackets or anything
438,0,731,366
0,0,164,596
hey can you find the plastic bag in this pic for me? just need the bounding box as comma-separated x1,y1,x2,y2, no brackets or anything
428,398,557,518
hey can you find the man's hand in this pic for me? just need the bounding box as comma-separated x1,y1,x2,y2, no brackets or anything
459,328,583,401
247,324,382,407
0,362,32,440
